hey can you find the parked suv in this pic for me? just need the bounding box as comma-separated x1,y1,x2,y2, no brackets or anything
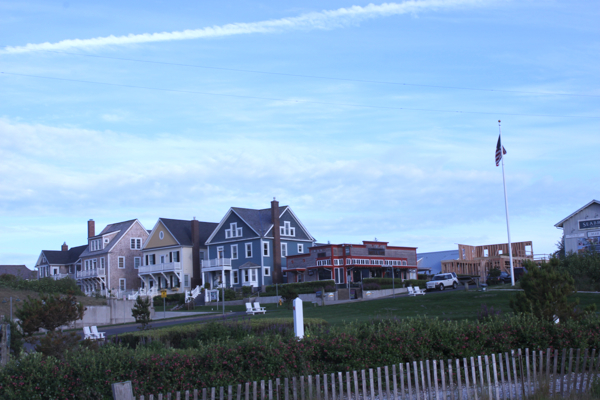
486,271,512,285
426,273,460,291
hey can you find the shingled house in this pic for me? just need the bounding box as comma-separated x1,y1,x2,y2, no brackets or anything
0,264,37,280
35,243,87,280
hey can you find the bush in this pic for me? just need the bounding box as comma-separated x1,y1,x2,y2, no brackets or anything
323,285,337,292
224,289,238,301
132,296,152,331
0,276,84,296
363,278,405,290
153,293,185,307
241,286,252,296
264,280,335,296
278,285,299,308
362,283,381,290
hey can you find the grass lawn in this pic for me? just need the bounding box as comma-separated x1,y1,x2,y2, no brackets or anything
248,291,600,326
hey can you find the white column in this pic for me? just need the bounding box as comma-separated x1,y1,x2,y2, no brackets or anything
293,297,304,339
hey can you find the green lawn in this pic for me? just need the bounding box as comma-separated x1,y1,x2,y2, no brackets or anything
248,291,600,325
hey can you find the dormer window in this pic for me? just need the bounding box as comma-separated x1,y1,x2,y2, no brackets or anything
225,223,242,239
280,221,295,237
90,239,102,251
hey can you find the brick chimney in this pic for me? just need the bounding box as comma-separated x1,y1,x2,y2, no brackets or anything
61,242,68,251
191,217,201,287
87,219,95,238
271,198,283,284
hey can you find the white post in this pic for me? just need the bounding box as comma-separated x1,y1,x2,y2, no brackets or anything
293,297,304,339
499,120,515,286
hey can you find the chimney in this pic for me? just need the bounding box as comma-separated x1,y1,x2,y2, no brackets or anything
61,242,68,251
191,217,201,287
87,219,95,238
271,198,283,284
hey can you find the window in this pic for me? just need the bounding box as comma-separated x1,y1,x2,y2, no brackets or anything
245,243,252,258
334,259,343,265
134,257,141,269
298,243,304,254
280,221,295,237
281,243,287,257
231,244,238,260
346,258,351,265
368,248,385,256
118,257,125,269
92,259,97,269
85,260,90,270
160,255,165,264
145,255,149,265
251,269,257,282
233,271,239,284
225,222,243,238
130,238,142,250
159,231,164,240
334,267,344,284
173,251,180,262
100,257,105,269
262,242,270,257
264,267,270,276
119,278,126,291
243,270,249,282
217,247,224,259
90,239,102,251
184,274,190,287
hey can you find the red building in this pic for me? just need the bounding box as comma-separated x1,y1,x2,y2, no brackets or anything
285,241,417,285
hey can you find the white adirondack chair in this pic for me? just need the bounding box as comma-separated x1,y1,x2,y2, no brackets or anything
83,326,95,340
91,326,106,340
245,302,256,315
414,287,426,296
252,302,266,314
407,286,416,296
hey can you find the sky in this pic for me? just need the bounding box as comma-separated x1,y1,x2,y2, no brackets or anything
1,0,598,270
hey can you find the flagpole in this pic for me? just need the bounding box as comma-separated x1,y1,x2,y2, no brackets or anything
499,120,515,286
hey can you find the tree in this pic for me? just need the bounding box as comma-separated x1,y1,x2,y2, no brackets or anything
16,293,85,359
509,259,595,323
131,296,152,331
553,234,566,259
278,285,298,309
489,267,501,278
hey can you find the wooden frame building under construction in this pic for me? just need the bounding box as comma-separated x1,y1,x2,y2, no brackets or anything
441,241,533,280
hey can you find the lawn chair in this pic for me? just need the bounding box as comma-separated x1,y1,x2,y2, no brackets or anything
91,326,106,340
407,286,416,296
252,302,266,314
83,326,95,340
245,302,256,315
414,286,426,296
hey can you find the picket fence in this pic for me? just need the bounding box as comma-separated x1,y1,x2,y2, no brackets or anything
131,348,600,400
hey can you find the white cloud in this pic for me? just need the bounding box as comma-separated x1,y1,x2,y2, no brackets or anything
1,0,487,54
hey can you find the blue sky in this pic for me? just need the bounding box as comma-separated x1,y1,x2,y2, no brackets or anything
1,0,598,270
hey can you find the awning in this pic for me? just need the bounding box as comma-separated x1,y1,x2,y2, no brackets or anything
287,268,306,273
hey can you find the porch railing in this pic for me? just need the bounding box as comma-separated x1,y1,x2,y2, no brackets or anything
138,262,182,274
76,268,106,279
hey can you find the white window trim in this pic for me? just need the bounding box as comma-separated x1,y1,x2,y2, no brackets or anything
264,267,270,276
280,221,296,237
130,238,142,250
298,243,304,254
281,242,287,258
263,241,270,257
225,222,243,239
118,256,125,269
217,246,224,259
245,242,252,258
119,278,126,291
184,274,190,287
233,271,239,284
231,244,238,260
134,257,141,269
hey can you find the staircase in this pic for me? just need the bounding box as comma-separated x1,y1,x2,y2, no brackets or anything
185,285,202,304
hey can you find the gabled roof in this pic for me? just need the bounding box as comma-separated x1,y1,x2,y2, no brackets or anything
80,219,146,257
554,200,600,228
231,206,287,237
0,265,37,279
159,218,218,246
41,244,87,265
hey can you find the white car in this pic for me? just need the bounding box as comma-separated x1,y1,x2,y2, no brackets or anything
426,273,459,291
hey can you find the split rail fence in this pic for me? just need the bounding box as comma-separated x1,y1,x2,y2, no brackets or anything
130,348,600,400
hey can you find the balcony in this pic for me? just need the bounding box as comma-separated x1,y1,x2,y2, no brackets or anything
138,262,182,274
202,258,232,272
76,268,106,279
50,273,75,280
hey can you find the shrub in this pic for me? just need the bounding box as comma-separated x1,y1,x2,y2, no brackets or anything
153,293,185,307
264,280,335,296
242,286,252,296
323,285,337,292
404,279,426,289
224,289,238,301
0,276,84,296
278,285,299,308
362,283,381,290
132,296,152,331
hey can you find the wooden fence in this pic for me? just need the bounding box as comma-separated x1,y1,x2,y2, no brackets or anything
126,348,600,400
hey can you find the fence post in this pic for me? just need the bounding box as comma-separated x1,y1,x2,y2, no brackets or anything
0,323,10,366
111,381,134,400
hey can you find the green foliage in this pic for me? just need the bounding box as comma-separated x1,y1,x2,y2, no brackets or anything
224,289,238,301
264,280,335,295
510,260,596,323
36,330,81,361
16,293,85,336
132,296,152,331
115,318,328,348
489,267,501,278
242,286,252,296
0,276,84,296
556,250,600,291
278,285,299,308
2,314,600,398
153,292,185,306
5,319,23,356
363,278,403,289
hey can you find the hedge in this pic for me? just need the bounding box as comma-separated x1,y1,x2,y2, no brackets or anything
115,318,328,348
2,314,600,399
0,276,84,296
264,280,335,295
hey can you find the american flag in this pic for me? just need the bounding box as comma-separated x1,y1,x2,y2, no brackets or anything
495,135,507,166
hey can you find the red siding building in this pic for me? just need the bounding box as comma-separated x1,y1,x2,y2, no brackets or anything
286,241,417,285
